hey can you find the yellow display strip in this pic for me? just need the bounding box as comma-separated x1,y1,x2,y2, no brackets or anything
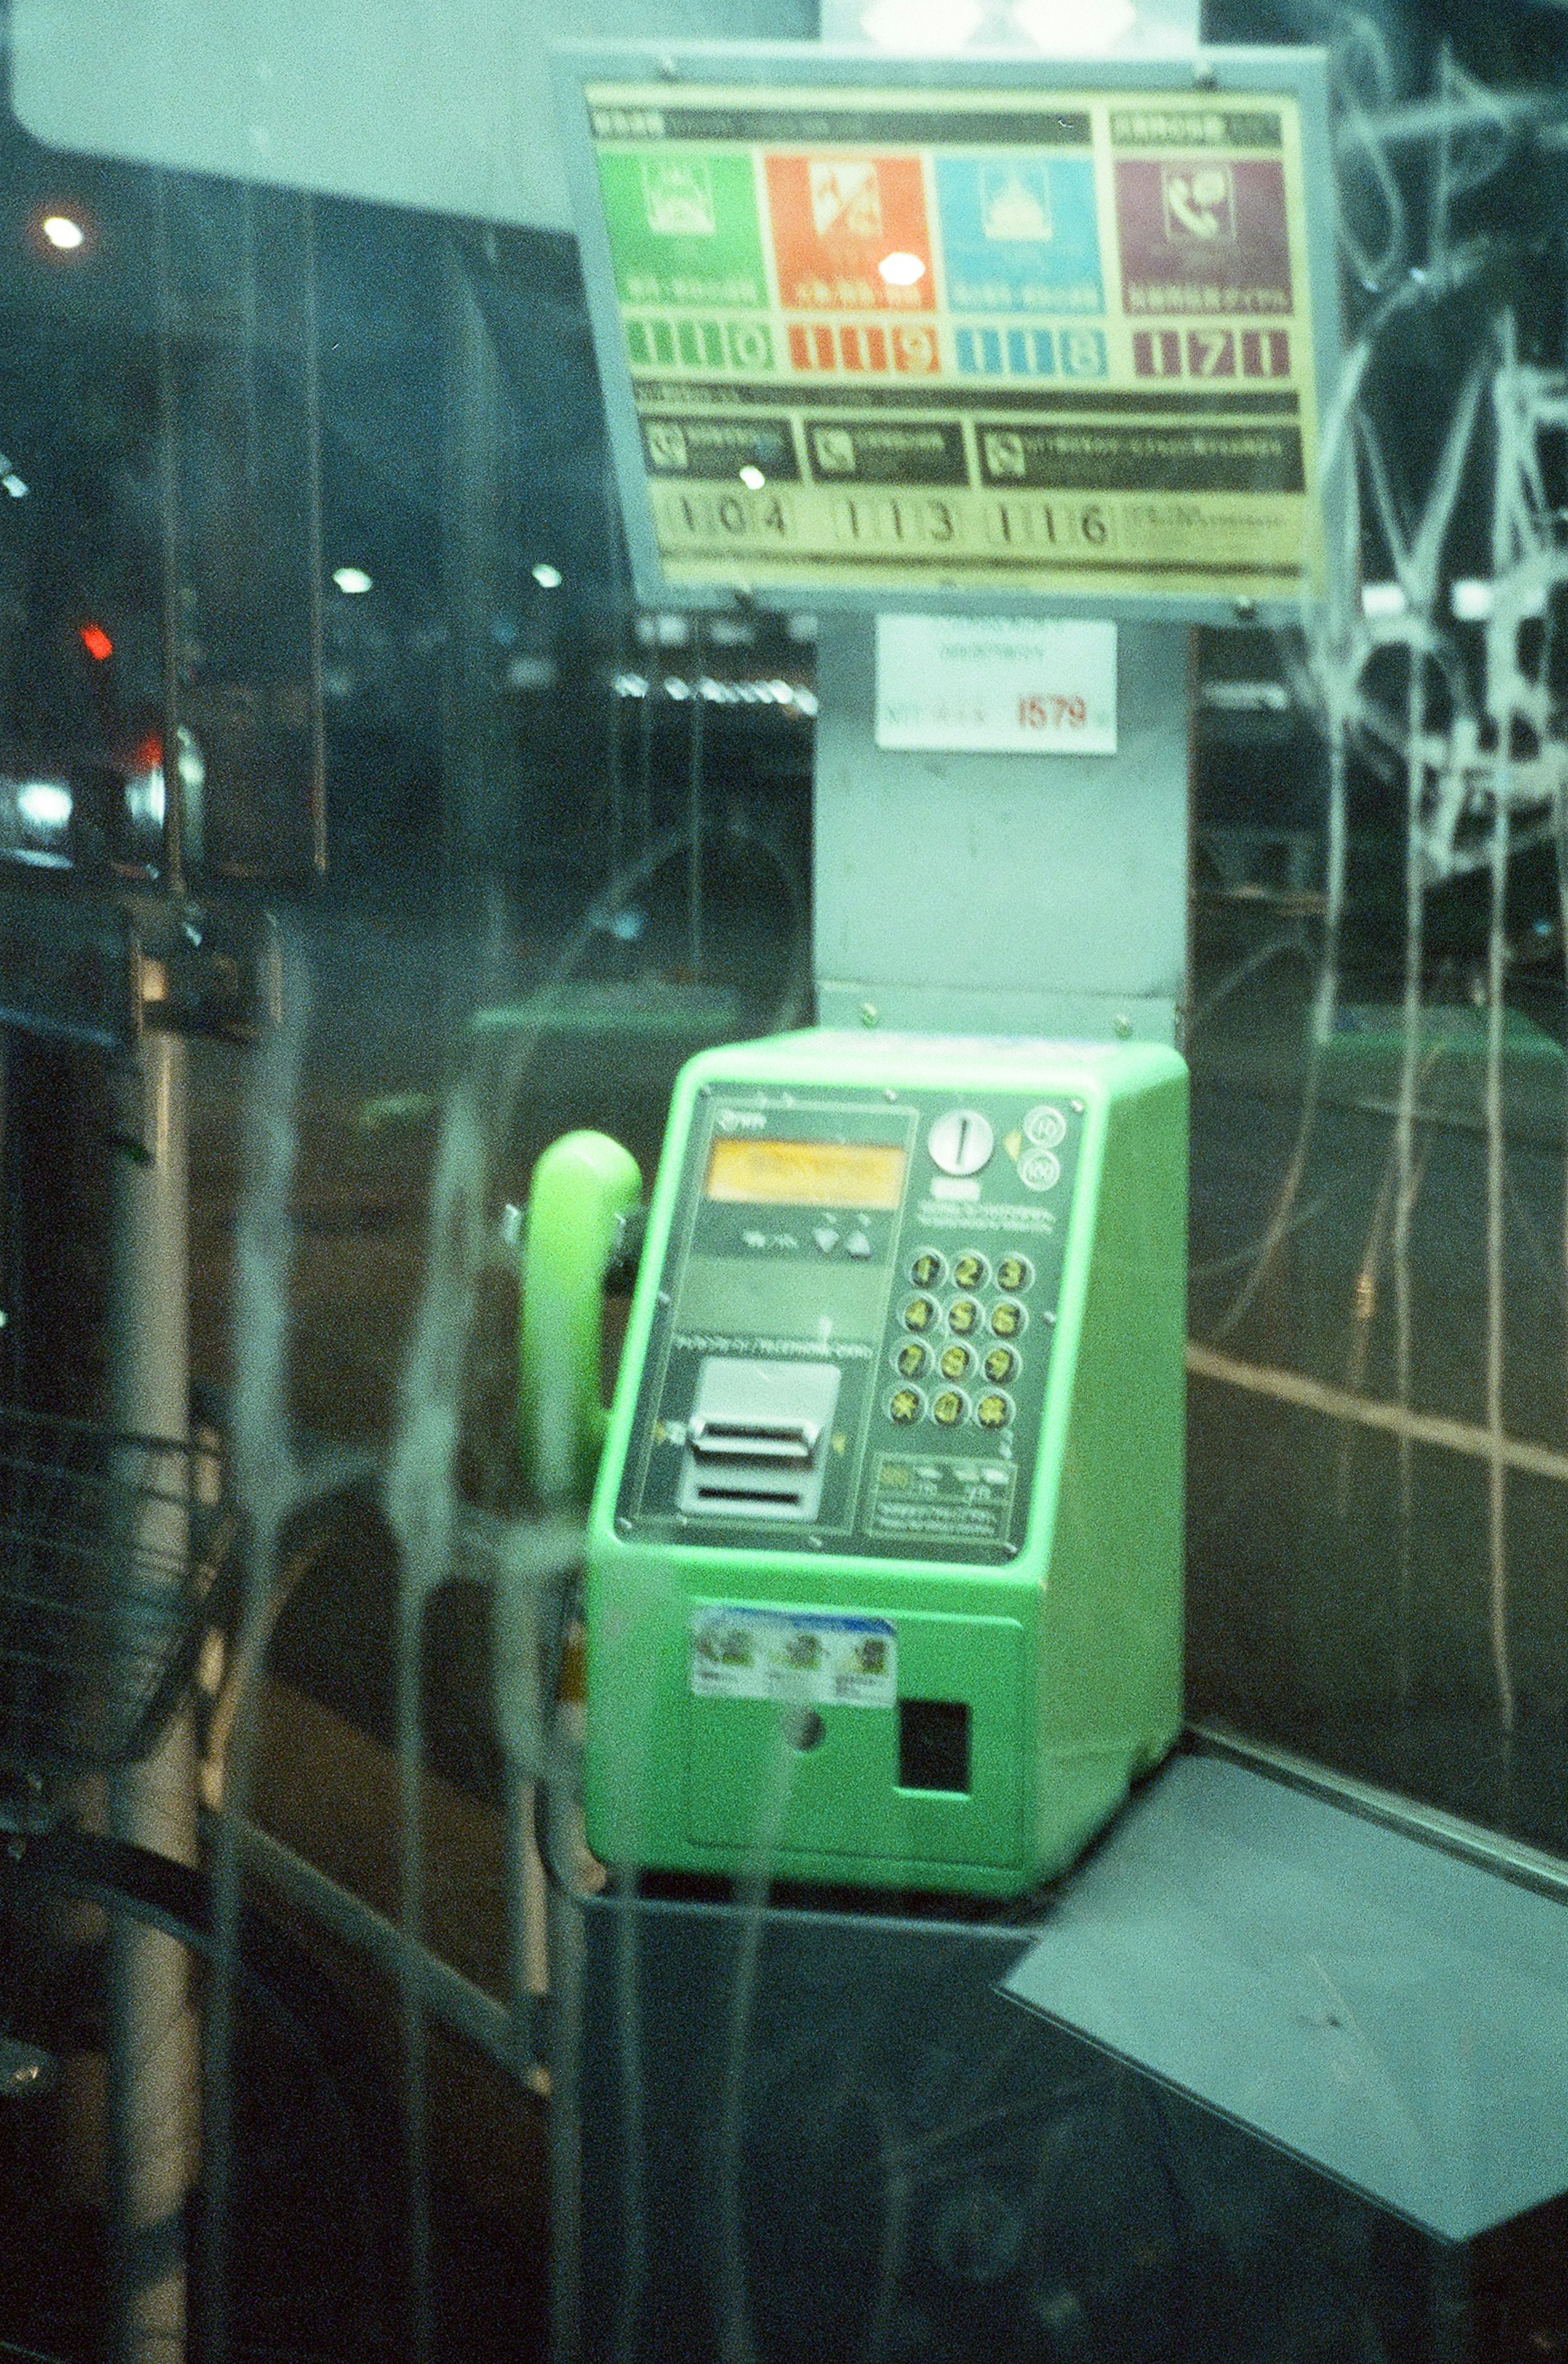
704,1135,909,1208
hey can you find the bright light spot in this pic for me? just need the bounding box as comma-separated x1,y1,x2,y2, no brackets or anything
332,566,372,595
1361,582,1408,620
1204,681,1290,713
794,687,819,717
80,623,113,662
612,671,649,698
176,726,205,795
664,677,691,700
532,563,563,588
507,654,557,691
40,213,86,252
126,766,166,829
2,476,27,499
1451,579,1497,622
1012,0,1135,47
17,780,71,831
738,464,767,491
860,0,983,50
878,251,926,287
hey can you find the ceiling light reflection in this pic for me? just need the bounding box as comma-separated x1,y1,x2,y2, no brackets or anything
859,0,983,49
1011,0,1136,47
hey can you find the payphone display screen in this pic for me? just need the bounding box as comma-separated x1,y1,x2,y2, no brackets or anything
567,62,1331,606
705,1135,907,1207
617,1082,1084,1564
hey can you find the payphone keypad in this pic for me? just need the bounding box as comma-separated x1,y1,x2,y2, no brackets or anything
886,1248,1039,1433
615,1084,1084,1566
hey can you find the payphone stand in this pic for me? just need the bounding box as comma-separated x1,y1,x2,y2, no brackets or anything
811,615,1187,1045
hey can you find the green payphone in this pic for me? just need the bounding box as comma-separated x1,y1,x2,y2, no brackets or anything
570,1026,1185,1898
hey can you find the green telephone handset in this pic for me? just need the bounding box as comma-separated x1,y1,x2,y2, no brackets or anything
517,1128,643,1514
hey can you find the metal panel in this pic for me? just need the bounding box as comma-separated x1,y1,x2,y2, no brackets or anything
0,882,138,1052
813,612,1188,1039
11,0,817,233
575,1881,1459,2364
1003,1747,1568,2240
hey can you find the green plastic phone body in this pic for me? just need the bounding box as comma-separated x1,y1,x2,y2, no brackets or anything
580,1029,1187,1898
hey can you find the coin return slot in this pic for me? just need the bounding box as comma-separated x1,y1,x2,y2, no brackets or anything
898,1699,971,1793
678,1358,842,1522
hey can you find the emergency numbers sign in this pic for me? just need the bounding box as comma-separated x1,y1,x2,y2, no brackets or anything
572,64,1331,608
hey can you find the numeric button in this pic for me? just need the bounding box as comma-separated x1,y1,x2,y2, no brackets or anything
983,1345,1019,1386
976,1392,1013,1431
938,1343,972,1382
909,1250,945,1288
996,1255,1033,1294
947,1297,980,1336
889,1388,923,1426
931,1389,967,1428
991,1300,1026,1339
952,1252,989,1290
902,1296,938,1334
893,1340,929,1380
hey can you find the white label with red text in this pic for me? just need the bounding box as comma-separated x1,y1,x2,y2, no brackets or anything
875,614,1116,754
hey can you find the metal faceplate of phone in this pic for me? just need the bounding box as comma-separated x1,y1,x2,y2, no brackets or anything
615,1080,1081,1564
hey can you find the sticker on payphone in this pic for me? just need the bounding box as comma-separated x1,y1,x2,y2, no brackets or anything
690,1606,897,1706
870,1455,1018,1543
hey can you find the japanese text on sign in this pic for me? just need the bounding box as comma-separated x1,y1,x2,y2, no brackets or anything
584,76,1323,603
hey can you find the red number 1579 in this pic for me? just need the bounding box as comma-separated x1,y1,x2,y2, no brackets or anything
1018,693,1087,729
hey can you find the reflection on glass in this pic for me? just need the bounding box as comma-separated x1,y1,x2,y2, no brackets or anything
5,3,1568,2359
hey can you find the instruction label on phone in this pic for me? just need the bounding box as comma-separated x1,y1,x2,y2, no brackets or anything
875,613,1116,753
690,1606,896,1705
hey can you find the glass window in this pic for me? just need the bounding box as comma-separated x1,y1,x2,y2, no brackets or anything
5,2,1568,2356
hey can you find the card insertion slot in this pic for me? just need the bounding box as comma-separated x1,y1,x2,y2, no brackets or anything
678,1357,842,1522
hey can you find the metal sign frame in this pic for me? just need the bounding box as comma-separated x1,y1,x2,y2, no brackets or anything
553,39,1344,625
